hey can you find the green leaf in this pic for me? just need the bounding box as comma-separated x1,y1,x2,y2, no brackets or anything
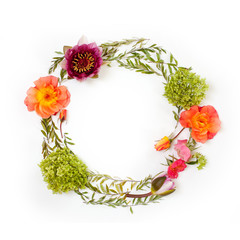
130,206,133,214
41,130,47,137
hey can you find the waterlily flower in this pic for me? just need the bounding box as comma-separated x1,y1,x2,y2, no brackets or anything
151,172,175,196
61,35,103,81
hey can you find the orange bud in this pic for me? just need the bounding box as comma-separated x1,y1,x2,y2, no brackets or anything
154,136,170,151
59,109,67,122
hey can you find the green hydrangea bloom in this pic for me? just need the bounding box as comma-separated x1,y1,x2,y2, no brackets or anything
193,152,207,170
39,148,89,193
164,68,209,109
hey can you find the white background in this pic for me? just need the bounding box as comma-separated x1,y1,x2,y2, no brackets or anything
1,0,240,239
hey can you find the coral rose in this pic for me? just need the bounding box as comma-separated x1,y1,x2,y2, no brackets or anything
180,105,221,143
24,76,70,118
155,136,171,151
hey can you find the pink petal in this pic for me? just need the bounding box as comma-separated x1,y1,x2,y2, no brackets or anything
77,35,88,45
174,139,191,162
155,180,175,194
60,59,67,70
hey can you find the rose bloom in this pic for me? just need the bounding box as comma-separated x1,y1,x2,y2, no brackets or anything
61,36,102,81
155,136,171,151
24,76,70,118
174,139,191,162
168,159,187,179
180,105,221,143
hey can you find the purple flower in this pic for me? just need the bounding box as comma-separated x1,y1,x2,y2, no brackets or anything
61,36,103,81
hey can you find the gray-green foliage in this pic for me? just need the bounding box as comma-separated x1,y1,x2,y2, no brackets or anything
75,173,163,211
100,38,178,79
41,117,75,159
39,148,88,193
164,68,209,109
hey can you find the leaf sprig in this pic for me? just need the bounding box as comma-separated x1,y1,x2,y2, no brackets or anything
41,117,74,158
48,51,64,74
41,117,63,158
75,172,161,212
101,39,179,80
100,38,148,62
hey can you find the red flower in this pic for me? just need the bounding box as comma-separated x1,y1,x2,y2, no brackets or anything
180,105,221,143
168,159,187,179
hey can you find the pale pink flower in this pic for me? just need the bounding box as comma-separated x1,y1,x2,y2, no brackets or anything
151,172,175,196
174,139,191,162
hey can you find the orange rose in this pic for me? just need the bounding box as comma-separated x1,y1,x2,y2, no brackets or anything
155,136,171,151
24,76,70,118
180,105,221,143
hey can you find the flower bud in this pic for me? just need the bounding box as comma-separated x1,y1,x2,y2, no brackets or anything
59,109,67,122
154,136,171,151
151,172,175,196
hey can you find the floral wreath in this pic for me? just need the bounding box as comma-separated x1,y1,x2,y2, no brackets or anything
24,37,221,213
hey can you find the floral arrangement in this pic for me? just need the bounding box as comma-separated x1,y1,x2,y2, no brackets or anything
24,37,221,213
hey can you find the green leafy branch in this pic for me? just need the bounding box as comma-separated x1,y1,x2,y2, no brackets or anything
63,132,75,148
172,106,183,128
101,40,179,80
48,51,64,75
41,117,64,158
100,38,148,62
74,172,161,211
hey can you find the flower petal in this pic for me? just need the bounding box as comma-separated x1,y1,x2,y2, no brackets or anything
77,35,88,45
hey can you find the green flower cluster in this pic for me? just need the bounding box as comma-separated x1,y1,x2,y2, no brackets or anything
39,148,89,193
193,152,207,170
164,68,209,109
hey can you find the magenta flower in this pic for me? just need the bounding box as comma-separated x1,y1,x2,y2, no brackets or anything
174,139,191,162
61,36,103,81
168,159,187,179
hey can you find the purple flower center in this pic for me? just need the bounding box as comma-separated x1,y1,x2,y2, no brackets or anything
71,52,95,73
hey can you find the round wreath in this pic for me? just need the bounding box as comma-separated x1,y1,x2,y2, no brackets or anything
24,37,221,212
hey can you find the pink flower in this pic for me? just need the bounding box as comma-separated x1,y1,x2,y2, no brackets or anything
174,139,191,162
62,36,102,81
168,159,187,179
